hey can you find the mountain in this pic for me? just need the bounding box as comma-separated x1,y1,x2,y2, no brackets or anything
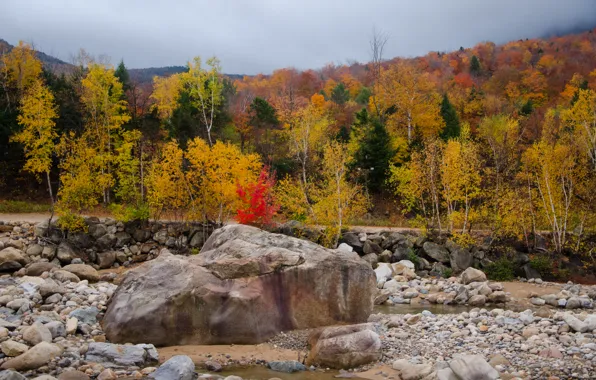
0,39,246,83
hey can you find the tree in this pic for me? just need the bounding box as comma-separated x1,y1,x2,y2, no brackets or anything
441,124,482,232
330,82,350,105
348,109,394,192
377,61,443,143
11,78,58,208
80,63,131,204
114,60,130,93
0,41,42,107
181,57,223,146
470,55,481,76
439,94,460,140
313,140,368,247
151,74,182,120
562,89,596,171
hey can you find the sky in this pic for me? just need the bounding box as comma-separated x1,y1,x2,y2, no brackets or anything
2,0,596,75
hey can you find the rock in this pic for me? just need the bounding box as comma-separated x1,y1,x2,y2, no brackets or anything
0,247,28,272
1,340,29,356
436,368,458,380
397,260,415,269
104,225,375,346
563,313,588,333
41,246,56,261
96,251,116,269
69,307,100,325
62,264,99,282
566,296,581,309
204,361,222,372
530,297,546,306
34,221,50,237
133,229,152,244
468,295,486,306
340,233,363,254
33,376,57,380
26,262,58,276
460,267,487,285
57,371,90,380
67,232,93,249
148,355,195,380
85,342,158,368
97,369,116,380
0,371,26,380
422,242,450,263
52,270,80,283
65,317,78,335
374,263,394,284
449,355,498,380
361,253,378,268
430,262,448,277
449,249,473,273
488,291,507,303
539,347,563,359
392,359,433,380
521,263,540,280
56,242,78,264
114,232,132,248
96,234,117,250
535,306,553,319
306,323,381,369
0,342,63,370
45,321,65,338
363,241,382,255
26,244,43,256
337,243,353,253
88,223,107,239
23,322,53,345
267,361,306,373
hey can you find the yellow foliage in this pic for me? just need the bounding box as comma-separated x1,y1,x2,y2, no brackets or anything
185,138,261,223
145,141,188,219
0,41,42,94
11,78,57,177
151,74,182,119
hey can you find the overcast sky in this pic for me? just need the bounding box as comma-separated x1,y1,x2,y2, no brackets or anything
2,0,596,75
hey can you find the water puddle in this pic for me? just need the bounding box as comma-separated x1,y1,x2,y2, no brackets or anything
202,366,362,380
373,303,499,315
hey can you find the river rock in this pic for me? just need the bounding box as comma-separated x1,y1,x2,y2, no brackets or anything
57,370,90,380
306,323,381,369
1,340,29,357
460,267,486,284
392,359,434,380
69,307,99,325
103,225,375,346
0,342,63,370
148,355,195,380
23,322,53,345
56,242,78,264
449,354,498,380
0,371,26,380
45,321,65,338
96,251,116,269
52,270,80,283
0,247,28,272
422,242,450,263
26,262,58,277
267,361,306,373
26,244,43,256
62,264,99,282
85,342,158,368
449,248,473,273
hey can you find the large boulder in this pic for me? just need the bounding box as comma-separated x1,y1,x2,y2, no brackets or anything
422,242,450,263
62,264,99,282
306,323,381,369
449,249,473,273
148,355,194,380
461,267,487,284
103,225,375,346
448,354,499,380
85,342,158,368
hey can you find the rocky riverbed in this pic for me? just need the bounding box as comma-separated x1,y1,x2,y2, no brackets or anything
1,220,596,379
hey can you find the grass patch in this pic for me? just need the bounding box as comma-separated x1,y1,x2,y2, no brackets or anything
0,200,50,213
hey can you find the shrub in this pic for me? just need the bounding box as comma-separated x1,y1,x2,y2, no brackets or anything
56,209,87,232
485,257,516,281
407,249,420,266
529,254,551,277
109,203,150,222
451,232,476,249
236,167,279,228
443,268,453,278
190,248,200,255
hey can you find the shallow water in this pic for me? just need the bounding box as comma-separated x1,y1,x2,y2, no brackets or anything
203,366,360,380
373,302,499,315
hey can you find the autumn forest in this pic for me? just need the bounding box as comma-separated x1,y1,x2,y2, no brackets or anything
1,28,596,254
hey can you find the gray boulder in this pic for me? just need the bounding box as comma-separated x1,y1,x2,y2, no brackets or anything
449,355,499,380
104,225,375,346
62,264,99,282
26,262,58,277
0,247,28,272
148,355,195,380
340,233,363,254
22,323,53,345
26,244,43,257
96,251,116,269
422,242,450,263
114,232,132,248
96,234,117,250
56,242,78,264
45,321,65,338
69,307,100,325
267,361,306,373
461,267,487,284
88,223,107,239
449,249,473,273
0,371,26,380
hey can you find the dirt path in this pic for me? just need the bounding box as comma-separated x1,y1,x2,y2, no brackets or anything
0,213,52,223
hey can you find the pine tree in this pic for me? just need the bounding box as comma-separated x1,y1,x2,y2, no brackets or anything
439,94,460,140
470,55,481,76
330,82,350,105
114,60,130,92
349,109,394,192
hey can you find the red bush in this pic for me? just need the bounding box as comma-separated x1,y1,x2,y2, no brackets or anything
236,167,279,227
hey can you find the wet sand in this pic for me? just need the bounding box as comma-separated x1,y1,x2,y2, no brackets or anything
158,344,300,365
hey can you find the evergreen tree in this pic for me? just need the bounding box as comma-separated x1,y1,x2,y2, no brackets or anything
439,94,460,140
470,55,481,76
330,82,350,105
114,60,130,92
349,109,394,192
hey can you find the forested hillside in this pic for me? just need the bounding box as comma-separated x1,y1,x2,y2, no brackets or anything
1,28,596,257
